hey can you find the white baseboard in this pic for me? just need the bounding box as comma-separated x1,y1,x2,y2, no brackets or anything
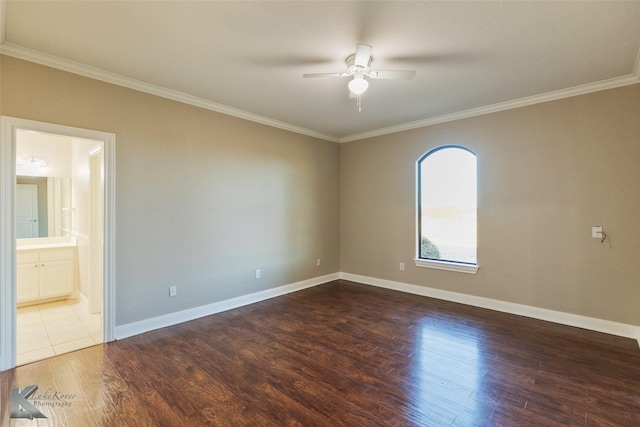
114,271,640,349
77,291,89,311
340,272,640,347
115,273,340,340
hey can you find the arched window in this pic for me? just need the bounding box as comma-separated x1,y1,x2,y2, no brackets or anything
417,146,477,273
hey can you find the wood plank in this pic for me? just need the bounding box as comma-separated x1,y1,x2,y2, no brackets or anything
1,280,639,426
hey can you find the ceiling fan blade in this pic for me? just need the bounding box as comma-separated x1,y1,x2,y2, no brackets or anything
303,73,344,78
369,70,416,80
354,43,372,68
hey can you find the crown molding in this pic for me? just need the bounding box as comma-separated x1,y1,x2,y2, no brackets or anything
2,42,638,145
339,72,640,143
0,42,339,143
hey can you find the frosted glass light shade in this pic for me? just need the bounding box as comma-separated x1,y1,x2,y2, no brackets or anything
16,156,47,175
348,77,369,95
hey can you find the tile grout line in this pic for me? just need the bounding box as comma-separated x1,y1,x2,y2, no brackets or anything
17,300,102,365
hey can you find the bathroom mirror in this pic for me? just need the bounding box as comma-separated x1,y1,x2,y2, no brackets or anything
16,176,72,239
16,128,74,240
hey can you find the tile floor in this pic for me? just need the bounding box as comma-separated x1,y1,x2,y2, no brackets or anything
16,299,102,366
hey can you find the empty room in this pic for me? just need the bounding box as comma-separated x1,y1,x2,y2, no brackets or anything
1,2,640,426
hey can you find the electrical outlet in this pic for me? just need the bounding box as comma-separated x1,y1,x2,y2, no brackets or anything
169,285,177,297
400,262,405,271
592,226,603,239
255,269,261,279
316,258,321,266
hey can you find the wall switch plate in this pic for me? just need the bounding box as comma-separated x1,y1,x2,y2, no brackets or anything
316,258,321,266
169,285,177,297
592,226,603,239
255,269,261,279
400,262,405,271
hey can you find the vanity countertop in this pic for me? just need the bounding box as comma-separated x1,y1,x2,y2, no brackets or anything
17,242,77,251
17,237,78,251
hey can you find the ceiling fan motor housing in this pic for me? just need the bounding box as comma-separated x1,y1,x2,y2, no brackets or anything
345,53,372,76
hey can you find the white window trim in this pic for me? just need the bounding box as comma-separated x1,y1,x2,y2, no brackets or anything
414,258,478,274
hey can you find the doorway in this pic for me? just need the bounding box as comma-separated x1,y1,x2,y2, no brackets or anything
16,131,101,364
0,117,115,371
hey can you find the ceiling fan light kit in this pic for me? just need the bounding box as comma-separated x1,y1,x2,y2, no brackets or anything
348,75,369,95
303,43,416,111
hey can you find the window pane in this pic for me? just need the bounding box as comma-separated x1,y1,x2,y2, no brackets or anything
420,147,476,264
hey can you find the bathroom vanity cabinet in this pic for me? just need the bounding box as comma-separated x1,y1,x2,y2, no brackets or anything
17,244,76,305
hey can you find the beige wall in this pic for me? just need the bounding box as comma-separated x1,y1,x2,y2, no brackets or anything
341,84,640,325
1,56,341,326
3,54,638,328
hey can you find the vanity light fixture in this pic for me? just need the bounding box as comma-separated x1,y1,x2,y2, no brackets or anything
16,156,47,174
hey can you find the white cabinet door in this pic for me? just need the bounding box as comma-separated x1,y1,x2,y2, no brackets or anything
17,263,40,302
39,260,75,298
17,247,76,304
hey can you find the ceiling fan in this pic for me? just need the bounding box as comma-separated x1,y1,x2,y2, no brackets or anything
303,43,416,110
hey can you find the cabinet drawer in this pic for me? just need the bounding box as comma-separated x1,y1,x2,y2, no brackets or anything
17,252,39,265
40,248,76,262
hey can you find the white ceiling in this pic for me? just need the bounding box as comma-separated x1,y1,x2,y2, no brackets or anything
1,1,640,142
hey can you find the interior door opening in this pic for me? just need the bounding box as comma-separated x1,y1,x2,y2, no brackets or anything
15,131,104,365
0,116,115,371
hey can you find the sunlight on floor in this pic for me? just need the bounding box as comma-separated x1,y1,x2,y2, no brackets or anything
16,299,102,366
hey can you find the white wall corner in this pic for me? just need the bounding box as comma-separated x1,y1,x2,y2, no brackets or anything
339,272,640,343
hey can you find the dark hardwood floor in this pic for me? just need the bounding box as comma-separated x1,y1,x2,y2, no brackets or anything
2,280,640,426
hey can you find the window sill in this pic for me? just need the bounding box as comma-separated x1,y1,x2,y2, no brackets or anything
413,258,478,274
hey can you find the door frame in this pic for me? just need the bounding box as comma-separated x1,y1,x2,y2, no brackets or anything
89,144,104,315
0,116,116,371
